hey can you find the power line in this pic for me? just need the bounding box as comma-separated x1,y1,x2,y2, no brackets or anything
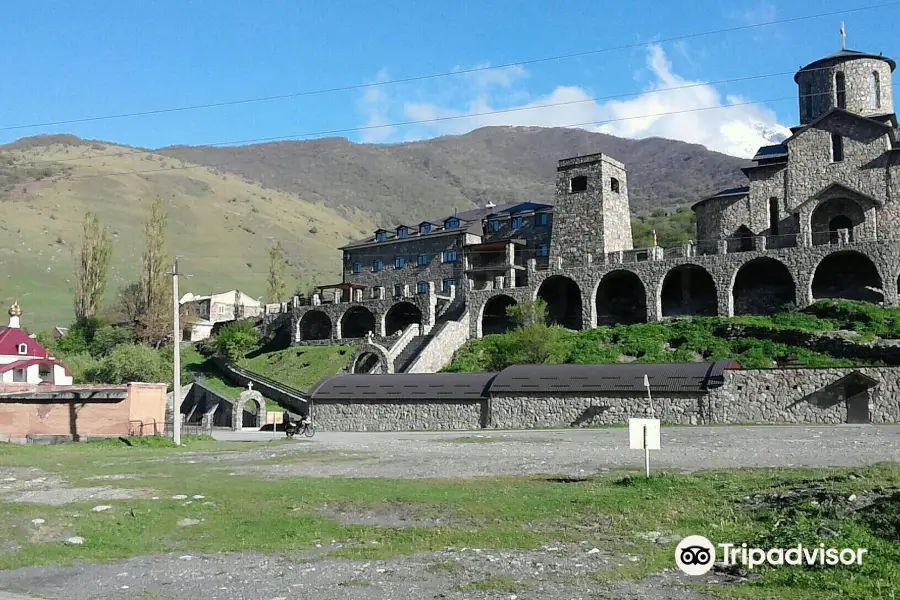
15,83,895,186
10,68,878,171
1,0,897,133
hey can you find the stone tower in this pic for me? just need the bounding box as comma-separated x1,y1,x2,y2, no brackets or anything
795,29,895,124
550,154,633,266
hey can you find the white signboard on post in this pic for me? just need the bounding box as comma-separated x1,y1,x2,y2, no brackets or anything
628,418,661,450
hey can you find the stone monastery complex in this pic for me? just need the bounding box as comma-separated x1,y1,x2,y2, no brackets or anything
288,43,900,377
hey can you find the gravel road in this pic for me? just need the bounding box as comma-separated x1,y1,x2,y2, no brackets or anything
218,425,900,479
1,425,896,599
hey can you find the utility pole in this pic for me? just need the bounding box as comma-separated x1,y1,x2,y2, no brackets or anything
171,258,182,446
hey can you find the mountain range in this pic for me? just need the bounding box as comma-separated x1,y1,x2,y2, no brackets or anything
1,126,750,329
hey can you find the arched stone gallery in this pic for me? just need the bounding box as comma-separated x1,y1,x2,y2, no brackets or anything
595,270,647,325
481,295,518,336
732,258,795,315
298,311,332,341
812,251,883,303
660,265,717,318
384,302,423,336
537,275,583,330
341,306,377,339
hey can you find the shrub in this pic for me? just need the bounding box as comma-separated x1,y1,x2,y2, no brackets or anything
94,344,169,385
215,321,260,361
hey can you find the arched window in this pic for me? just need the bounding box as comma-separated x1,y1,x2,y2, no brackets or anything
832,134,844,162
769,197,779,235
835,72,846,109
802,82,813,117
610,177,620,193
871,71,881,109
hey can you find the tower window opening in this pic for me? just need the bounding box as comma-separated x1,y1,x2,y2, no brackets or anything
831,134,844,162
769,197,779,235
835,72,846,109
871,71,881,109
610,177,620,193
570,176,587,193
802,82,813,117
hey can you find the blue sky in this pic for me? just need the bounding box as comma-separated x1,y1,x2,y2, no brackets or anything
1,0,897,157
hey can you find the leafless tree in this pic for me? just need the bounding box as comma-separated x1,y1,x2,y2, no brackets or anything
266,242,287,304
138,197,171,346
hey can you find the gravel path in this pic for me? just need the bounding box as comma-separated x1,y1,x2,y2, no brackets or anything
218,425,900,479
1,425,897,599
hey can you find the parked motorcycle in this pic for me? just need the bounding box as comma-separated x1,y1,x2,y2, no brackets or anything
285,415,315,438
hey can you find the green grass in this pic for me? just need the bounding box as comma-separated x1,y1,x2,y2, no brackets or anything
456,575,527,593
181,347,245,401
0,440,898,598
446,300,900,372
239,346,354,392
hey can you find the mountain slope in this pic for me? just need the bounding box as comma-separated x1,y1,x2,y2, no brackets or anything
159,126,750,225
0,137,372,330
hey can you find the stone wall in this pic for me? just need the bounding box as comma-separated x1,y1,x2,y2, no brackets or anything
489,393,703,429
311,399,486,431
709,367,900,424
796,57,894,124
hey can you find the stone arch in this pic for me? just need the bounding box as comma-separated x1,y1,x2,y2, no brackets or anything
340,306,377,339
297,310,332,341
729,225,754,253
349,341,392,374
536,275,583,330
732,257,796,315
384,301,423,336
480,294,518,336
812,250,883,303
232,389,265,431
595,270,647,325
660,264,717,318
811,197,865,246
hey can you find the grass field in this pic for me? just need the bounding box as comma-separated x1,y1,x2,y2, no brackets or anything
0,140,374,331
239,346,354,392
0,438,897,598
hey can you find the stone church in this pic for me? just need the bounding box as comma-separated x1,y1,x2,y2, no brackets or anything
287,40,900,376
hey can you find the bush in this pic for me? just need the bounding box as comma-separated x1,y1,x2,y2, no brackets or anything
94,344,169,385
89,325,136,356
215,321,260,361
62,352,103,384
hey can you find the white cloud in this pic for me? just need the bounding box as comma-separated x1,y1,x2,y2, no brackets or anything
357,45,791,158
357,68,394,143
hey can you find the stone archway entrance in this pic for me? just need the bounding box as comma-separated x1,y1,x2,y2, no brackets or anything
232,388,266,431
385,302,423,336
340,306,377,339
811,197,865,246
661,265,717,317
537,275,583,330
481,295,518,336
349,340,392,374
595,270,647,325
812,251,883,303
298,310,332,341
732,258,795,315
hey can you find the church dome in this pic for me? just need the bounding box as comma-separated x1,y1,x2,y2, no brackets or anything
8,301,21,317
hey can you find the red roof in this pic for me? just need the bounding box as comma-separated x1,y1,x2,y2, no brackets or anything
0,327,71,376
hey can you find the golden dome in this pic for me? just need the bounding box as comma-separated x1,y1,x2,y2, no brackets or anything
8,301,21,317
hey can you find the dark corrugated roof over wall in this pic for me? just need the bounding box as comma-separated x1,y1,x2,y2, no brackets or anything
309,360,741,401
309,373,499,401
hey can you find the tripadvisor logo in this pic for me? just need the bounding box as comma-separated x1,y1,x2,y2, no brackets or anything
675,535,868,575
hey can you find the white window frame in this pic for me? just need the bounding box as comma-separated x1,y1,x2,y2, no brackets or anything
17,343,27,355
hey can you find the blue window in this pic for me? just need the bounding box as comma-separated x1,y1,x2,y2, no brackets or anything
535,214,549,226
537,244,549,257
417,282,428,295
445,218,460,229
394,256,406,269
375,231,387,242
394,284,403,298
417,254,429,266
352,263,362,274
420,223,431,234
397,227,408,239
511,216,523,229
443,279,457,292
443,250,458,263
373,260,383,272
488,219,501,232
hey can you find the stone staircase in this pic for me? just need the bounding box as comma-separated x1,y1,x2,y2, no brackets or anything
393,333,436,373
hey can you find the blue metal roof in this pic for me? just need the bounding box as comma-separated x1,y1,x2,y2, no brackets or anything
753,144,787,159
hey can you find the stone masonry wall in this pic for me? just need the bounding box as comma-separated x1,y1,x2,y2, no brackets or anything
311,399,486,431
796,57,893,124
708,367,900,424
